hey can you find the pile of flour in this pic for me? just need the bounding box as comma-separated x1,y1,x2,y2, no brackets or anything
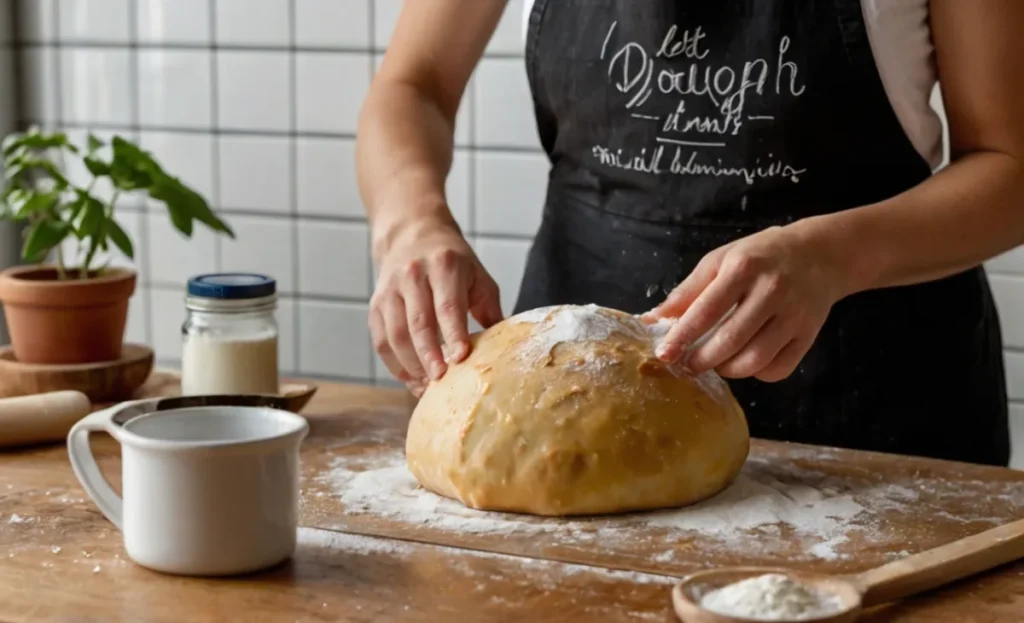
700,573,845,621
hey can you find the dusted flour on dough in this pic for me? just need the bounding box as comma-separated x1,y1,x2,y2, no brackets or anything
700,573,845,621
511,304,647,358
510,304,730,400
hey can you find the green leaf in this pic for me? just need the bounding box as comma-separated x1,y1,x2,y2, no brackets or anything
86,134,105,154
3,162,24,182
166,202,194,236
83,156,111,177
16,157,70,188
71,193,106,240
106,217,134,260
150,176,234,238
2,131,71,157
111,136,165,174
0,133,20,155
11,191,59,219
65,194,88,224
21,219,72,262
109,160,152,190
3,149,26,172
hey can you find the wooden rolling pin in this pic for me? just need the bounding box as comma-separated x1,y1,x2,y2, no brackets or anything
0,391,92,448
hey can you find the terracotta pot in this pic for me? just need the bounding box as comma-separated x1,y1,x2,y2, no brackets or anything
0,265,137,365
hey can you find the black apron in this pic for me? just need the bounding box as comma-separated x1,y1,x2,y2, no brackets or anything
515,0,1010,466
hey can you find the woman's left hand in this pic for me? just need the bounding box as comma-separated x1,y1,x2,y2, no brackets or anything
644,224,847,382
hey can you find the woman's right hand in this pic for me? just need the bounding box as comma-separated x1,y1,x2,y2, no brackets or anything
369,216,504,397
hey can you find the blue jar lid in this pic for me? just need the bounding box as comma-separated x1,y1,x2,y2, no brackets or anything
187,273,276,300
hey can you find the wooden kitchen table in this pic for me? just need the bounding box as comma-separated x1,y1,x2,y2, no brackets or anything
0,372,1023,622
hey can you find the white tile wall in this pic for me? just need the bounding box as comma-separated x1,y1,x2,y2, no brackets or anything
294,137,361,218
295,0,368,48
145,214,217,286
217,135,291,213
297,300,371,379
215,50,290,131
18,47,58,123
474,58,540,148
136,50,212,129
220,215,295,293
991,275,1024,349
6,0,1024,469
57,0,130,43
295,52,370,134
297,220,370,298
136,0,211,44
59,48,132,125
474,151,547,236
214,0,289,47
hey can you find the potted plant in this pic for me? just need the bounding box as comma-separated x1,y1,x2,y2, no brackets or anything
0,126,235,365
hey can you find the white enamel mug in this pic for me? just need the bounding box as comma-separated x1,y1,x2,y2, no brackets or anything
67,403,309,576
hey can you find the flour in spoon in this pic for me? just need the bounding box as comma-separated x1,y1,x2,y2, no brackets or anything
700,573,845,621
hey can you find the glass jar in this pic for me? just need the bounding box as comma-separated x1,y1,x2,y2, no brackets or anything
180,273,280,396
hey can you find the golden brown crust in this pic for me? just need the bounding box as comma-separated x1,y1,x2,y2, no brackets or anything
405,305,750,517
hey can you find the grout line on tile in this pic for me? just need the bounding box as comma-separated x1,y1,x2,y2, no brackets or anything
287,0,302,378
209,0,222,275
366,0,377,384
122,0,156,348
49,0,61,125
14,40,526,60
18,120,545,152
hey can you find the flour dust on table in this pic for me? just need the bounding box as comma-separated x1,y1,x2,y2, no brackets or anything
309,439,1022,566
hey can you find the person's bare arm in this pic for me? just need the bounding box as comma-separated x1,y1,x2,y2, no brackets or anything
803,0,1024,294
650,0,1024,380
357,1,507,393
358,0,506,251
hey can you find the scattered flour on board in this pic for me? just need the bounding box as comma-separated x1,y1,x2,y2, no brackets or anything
314,448,946,562
699,573,845,621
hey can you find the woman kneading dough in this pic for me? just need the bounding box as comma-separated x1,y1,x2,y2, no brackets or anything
356,0,1024,469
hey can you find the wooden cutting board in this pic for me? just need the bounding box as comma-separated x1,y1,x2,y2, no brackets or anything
297,405,1024,578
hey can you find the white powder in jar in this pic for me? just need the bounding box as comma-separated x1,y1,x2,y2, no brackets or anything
699,573,846,621
180,334,279,395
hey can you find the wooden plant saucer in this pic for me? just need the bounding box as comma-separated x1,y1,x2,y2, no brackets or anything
0,343,154,402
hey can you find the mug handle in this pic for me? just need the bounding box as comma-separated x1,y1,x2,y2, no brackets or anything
67,408,123,530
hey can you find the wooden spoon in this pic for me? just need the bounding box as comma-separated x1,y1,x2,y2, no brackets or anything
672,515,1024,622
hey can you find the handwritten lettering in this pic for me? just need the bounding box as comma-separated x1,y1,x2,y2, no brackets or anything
594,21,809,187
592,144,807,184
657,25,709,60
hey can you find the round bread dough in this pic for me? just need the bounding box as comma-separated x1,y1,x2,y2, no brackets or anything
405,304,750,517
